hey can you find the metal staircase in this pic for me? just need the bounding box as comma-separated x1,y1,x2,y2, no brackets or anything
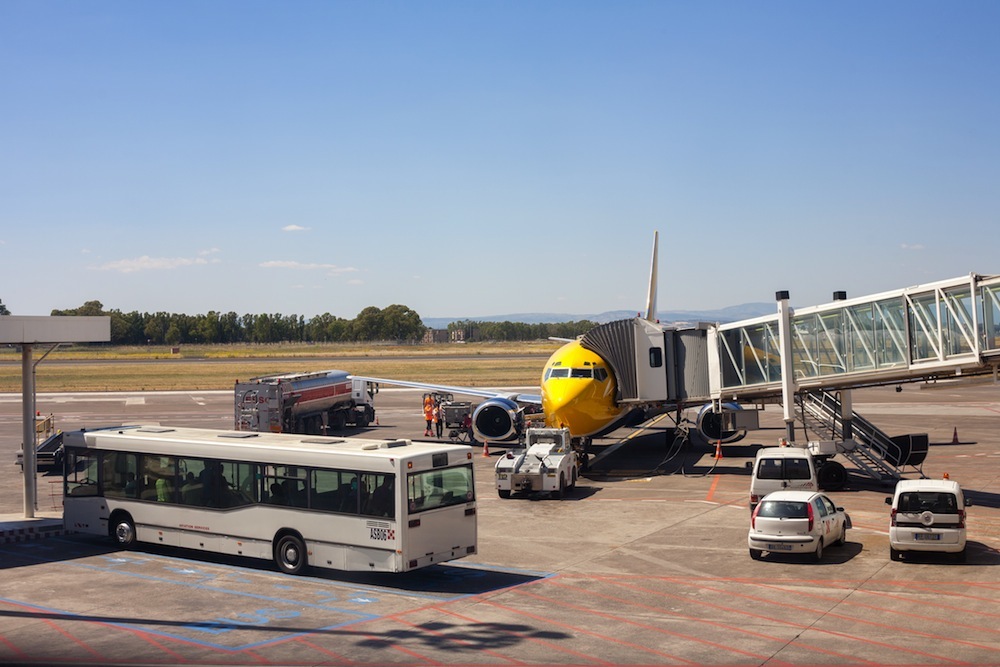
796,390,927,481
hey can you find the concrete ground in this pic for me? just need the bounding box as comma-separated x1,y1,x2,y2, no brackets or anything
1,381,999,665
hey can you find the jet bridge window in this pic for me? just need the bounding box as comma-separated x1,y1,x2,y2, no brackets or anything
649,347,663,368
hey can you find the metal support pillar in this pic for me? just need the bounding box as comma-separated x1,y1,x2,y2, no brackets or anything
776,291,796,442
21,344,36,518
840,389,854,440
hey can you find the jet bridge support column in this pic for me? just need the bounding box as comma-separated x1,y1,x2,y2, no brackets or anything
777,291,796,442
833,291,854,440
21,345,36,518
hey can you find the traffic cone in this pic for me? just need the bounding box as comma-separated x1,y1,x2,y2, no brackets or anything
952,427,960,444
714,439,723,460
482,441,490,457
374,417,379,426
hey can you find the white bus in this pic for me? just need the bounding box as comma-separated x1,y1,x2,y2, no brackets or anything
62,425,477,574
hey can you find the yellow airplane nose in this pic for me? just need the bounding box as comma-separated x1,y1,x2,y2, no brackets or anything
540,341,622,437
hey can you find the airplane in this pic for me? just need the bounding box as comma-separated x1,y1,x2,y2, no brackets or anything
350,231,744,459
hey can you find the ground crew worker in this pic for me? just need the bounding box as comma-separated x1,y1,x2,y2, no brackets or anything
462,412,473,443
423,400,434,437
433,403,443,438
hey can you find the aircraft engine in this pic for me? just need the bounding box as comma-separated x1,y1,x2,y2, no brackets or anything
695,402,748,444
472,397,525,443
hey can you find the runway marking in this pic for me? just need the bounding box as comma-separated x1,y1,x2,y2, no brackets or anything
705,473,721,502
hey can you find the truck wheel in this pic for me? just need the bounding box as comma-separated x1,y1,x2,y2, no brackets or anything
568,468,577,490
555,474,566,499
329,411,347,431
498,489,511,499
355,412,370,428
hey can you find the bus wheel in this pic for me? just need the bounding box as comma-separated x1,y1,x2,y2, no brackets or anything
110,512,136,548
274,533,307,575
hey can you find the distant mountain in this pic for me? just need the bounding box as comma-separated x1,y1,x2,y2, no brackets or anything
422,302,775,329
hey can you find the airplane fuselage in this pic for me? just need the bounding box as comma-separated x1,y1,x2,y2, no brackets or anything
540,340,629,438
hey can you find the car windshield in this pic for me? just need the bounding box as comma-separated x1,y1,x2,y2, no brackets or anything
757,500,809,519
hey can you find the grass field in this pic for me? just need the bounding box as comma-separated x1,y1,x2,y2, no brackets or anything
0,341,561,392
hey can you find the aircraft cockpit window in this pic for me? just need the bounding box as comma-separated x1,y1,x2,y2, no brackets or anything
570,368,593,379
546,368,570,380
594,368,608,381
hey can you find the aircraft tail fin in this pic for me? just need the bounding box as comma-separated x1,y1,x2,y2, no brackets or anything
644,230,659,321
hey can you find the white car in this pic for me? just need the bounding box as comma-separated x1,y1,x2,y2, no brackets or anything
885,478,970,562
748,490,848,562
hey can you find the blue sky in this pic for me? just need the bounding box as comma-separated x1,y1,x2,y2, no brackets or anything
2,2,998,321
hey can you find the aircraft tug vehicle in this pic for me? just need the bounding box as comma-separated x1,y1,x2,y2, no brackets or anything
495,427,578,499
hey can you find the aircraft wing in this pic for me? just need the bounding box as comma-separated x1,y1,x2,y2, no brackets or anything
348,375,542,406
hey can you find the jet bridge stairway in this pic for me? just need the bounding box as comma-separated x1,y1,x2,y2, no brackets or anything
795,389,928,482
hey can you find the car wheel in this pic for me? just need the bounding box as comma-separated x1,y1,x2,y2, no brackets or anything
890,547,902,561
813,538,824,563
749,548,763,560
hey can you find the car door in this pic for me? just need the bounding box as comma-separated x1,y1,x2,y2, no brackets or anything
817,495,841,540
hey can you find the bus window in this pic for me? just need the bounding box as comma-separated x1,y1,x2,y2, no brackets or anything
361,473,395,518
140,455,177,503
103,451,138,499
264,465,308,508
225,461,258,506
179,459,256,508
309,468,363,513
66,449,99,497
407,464,474,513
177,458,206,506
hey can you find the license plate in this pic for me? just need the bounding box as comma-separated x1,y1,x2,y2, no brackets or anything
914,533,941,541
767,543,793,551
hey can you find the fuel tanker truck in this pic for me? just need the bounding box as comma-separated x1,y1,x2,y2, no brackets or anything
235,370,377,435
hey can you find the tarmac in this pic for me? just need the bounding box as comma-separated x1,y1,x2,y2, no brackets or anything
1,382,999,666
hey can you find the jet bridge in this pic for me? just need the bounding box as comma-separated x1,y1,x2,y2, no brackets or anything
581,273,1000,408
580,273,1000,478
711,273,1000,402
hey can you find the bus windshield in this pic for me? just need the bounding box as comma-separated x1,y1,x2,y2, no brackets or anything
407,464,475,513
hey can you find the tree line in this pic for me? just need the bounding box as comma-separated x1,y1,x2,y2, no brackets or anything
32,300,596,345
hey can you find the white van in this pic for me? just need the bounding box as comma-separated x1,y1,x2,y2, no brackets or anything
885,478,970,562
749,447,818,511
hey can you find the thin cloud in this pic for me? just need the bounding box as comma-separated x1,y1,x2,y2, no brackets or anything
92,256,212,273
901,243,925,251
282,225,310,232
260,260,357,275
